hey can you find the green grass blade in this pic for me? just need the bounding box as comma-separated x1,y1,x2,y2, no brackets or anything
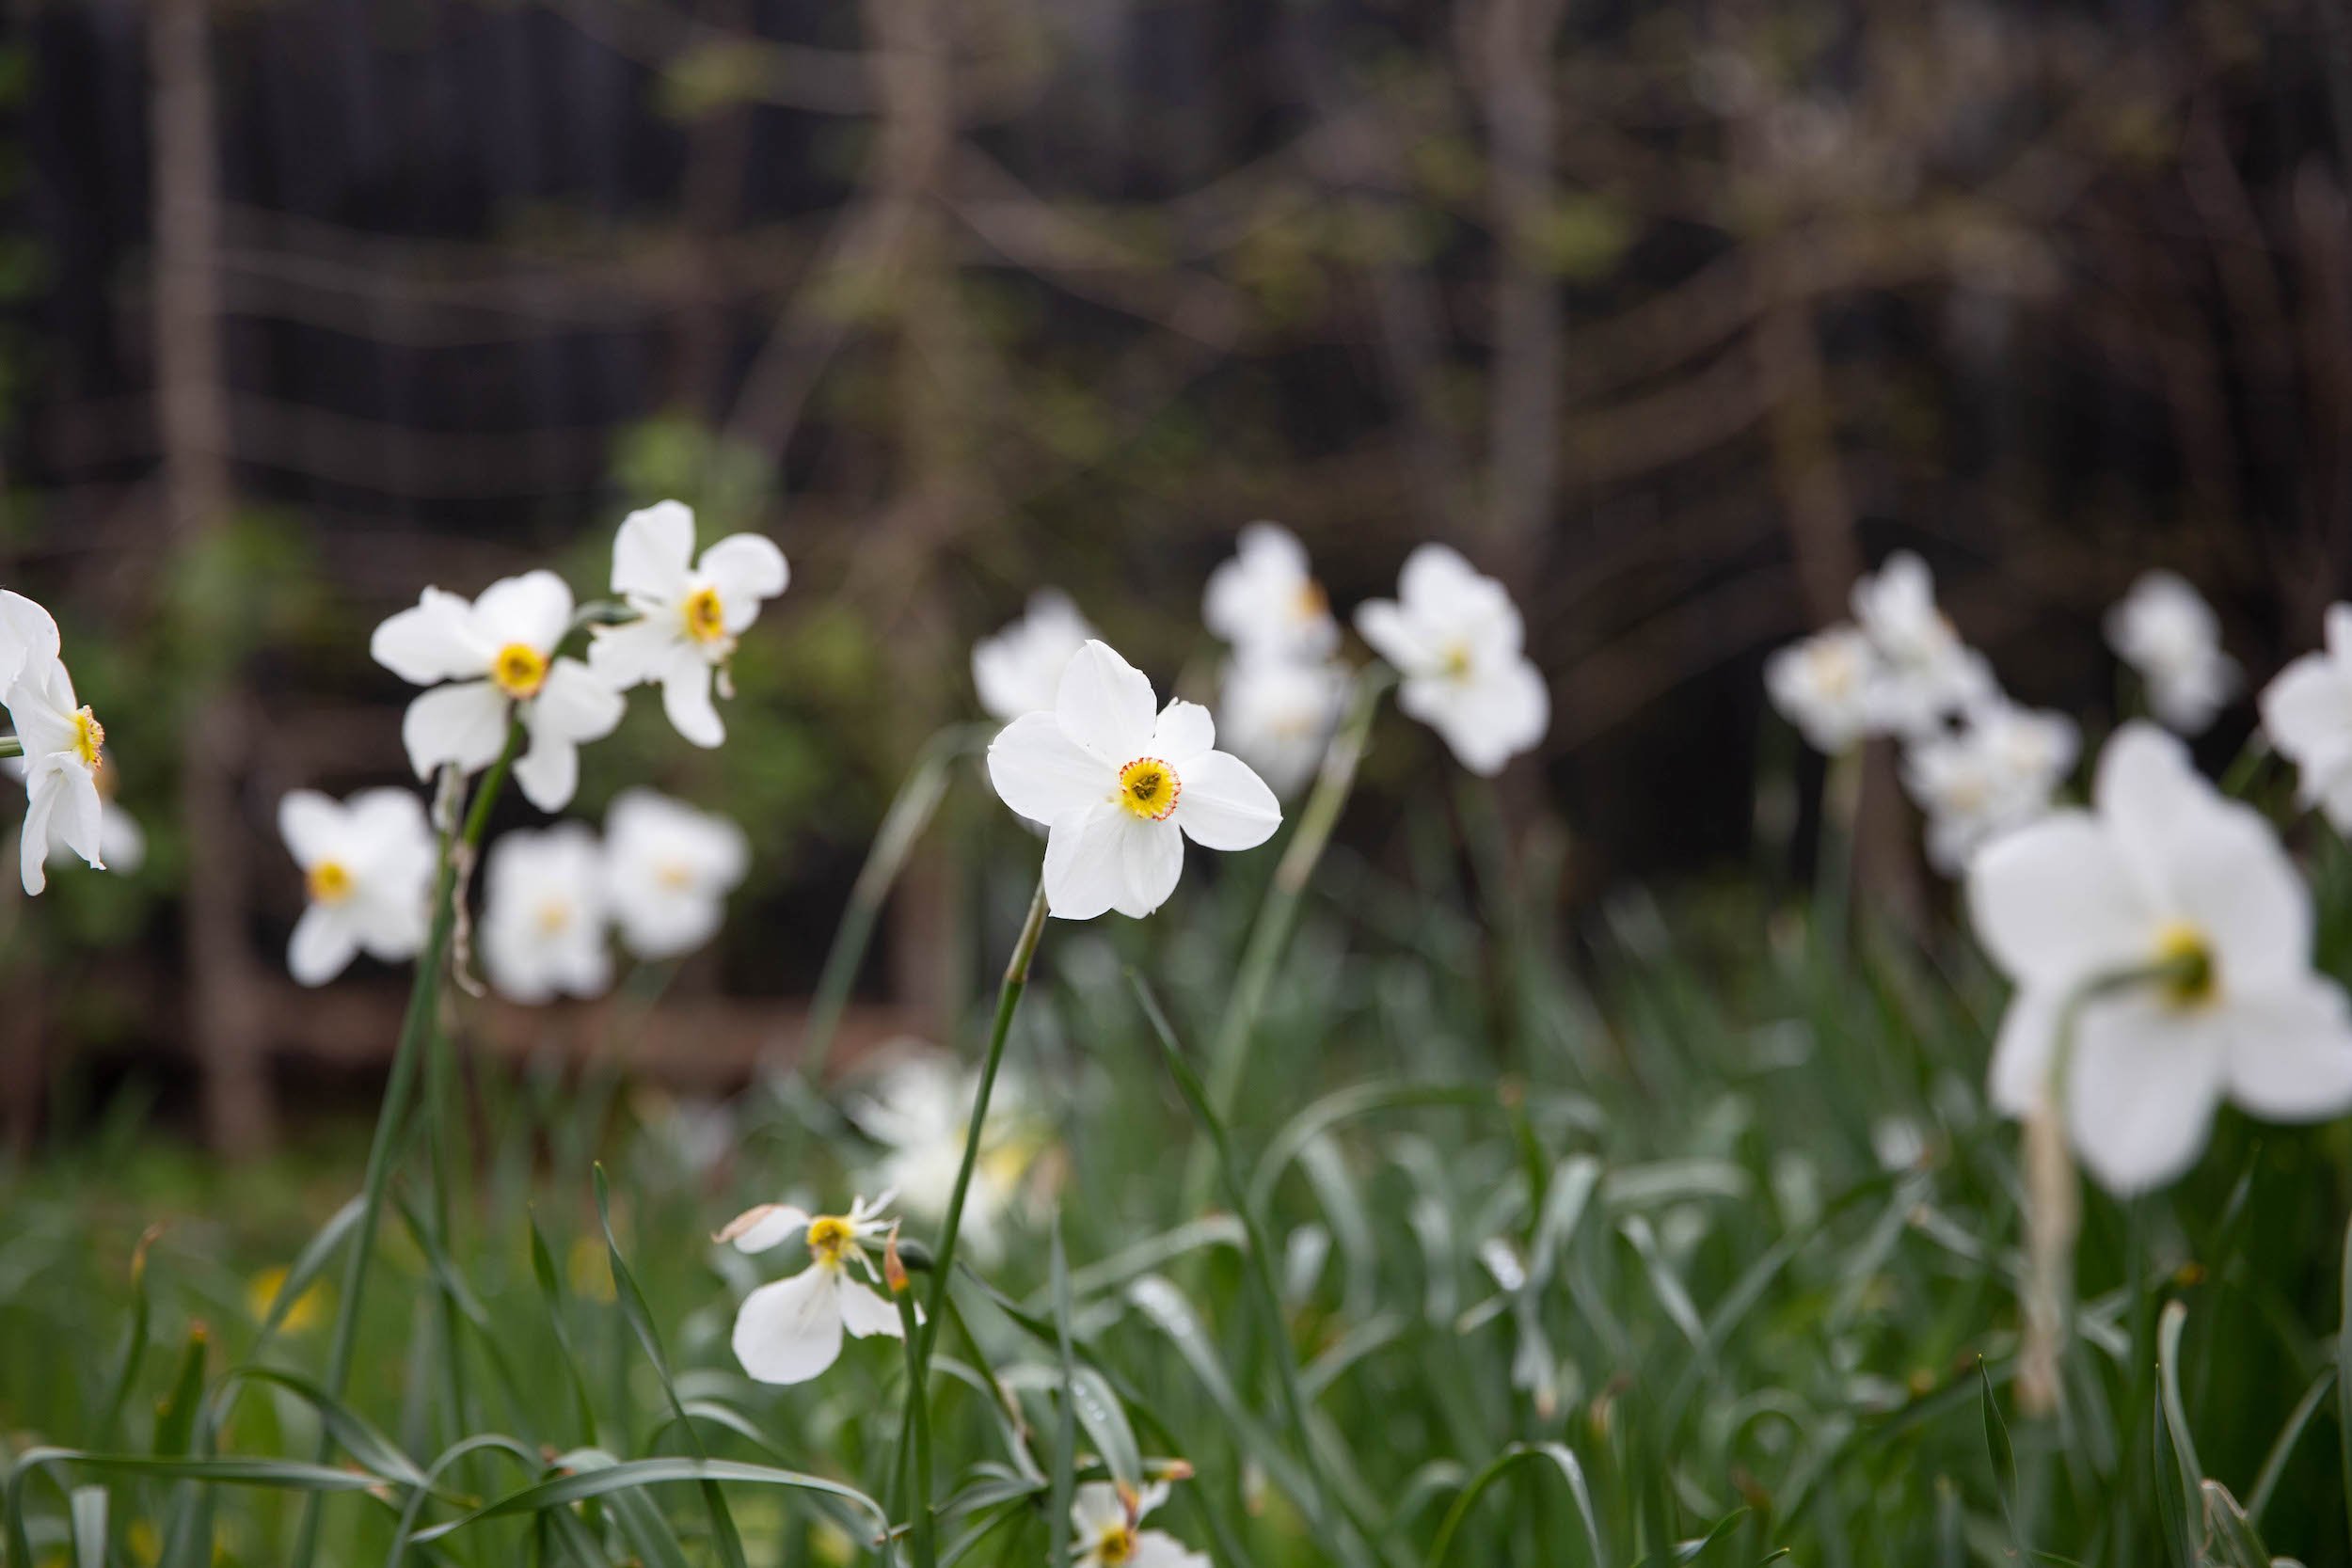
1422,1443,1602,1568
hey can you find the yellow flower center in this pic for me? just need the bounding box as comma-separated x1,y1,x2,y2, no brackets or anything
1438,641,1473,679
1093,1527,1137,1565
535,898,573,935
1811,644,1858,696
682,586,729,646
1293,579,1329,624
656,860,696,890
807,1213,856,1268
1115,756,1181,820
492,641,549,699
71,706,104,769
2153,921,2217,1008
307,860,355,905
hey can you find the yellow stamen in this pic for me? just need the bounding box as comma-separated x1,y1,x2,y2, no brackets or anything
682,586,729,646
1094,1527,1137,1565
535,898,572,935
71,706,104,769
655,861,696,890
307,860,355,905
1293,579,1329,624
1114,756,1181,820
492,642,549,699
807,1213,856,1269
2153,921,2217,1008
1438,641,1473,679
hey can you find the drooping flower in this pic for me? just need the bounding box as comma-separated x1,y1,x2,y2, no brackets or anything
479,824,612,1003
1216,654,1348,797
278,787,436,986
721,1193,904,1386
1203,522,1339,661
1070,1481,1208,1568
600,788,751,960
2260,602,2352,830
6,650,106,895
1849,551,1994,737
1764,626,1878,753
988,640,1281,920
371,570,624,812
972,590,1095,721
1966,722,2352,1194
1355,544,1549,776
1901,698,2078,872
587,500,788,749
2106,570,2238,736
848,1050,1041,1264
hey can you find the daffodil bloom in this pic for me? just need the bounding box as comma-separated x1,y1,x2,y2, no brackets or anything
6,650,107,895
1204,521,1339,660
721,1193,905,1386
1850,552,1994,737
278,787,436,986
0,590,59,689
372,570,624,812
972,589,1095,721
480,824,612,1003
600,788,751,959
849,1051,1040,1263
2106,570,2238,736
1764,625,1877,753
1966,722,2352,1194
1216,654,1348,798
1069,1481,1207,1568
1355,544,1549,776
988,639,1281,920
1901,698,2078,873
2260,602,2352,829
586,500,788,748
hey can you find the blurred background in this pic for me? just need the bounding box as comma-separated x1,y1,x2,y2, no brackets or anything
5,0,2349,1152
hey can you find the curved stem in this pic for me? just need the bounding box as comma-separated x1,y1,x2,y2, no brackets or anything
291,725,520,1568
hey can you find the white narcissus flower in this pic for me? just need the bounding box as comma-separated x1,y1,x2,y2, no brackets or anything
1901,698,2078,873
1354,544,1549,776
2106,570,2239,736
972,590,1094,721
721,1193,904,1386
600,788,751,959
1216,655,1348,798
372,570,624,813
278,787,436,986
1850,551,1994,736
849,1051,1041,1264
1071,1481,1208,1568
1966,722,2352,1194
6,651,106,895
480,824,612,1004
587,500,788,748
1764,626,1878,753
2260,603,2352,829
1203,521,1339,660
988,640,1281,920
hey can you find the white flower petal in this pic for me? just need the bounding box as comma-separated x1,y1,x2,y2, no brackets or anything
719,1203,813,1254
512,731,582,814
2260,655,2352,785
1355,599,1435,673
1041,804,1132,921
1964,812,2151,989
0,591,61,688
1070,1483,1127,1539
989,711,1108,826
2091,721,2202,862
1117,816,1184,918
350,885,429,962
731,1268,845,1386
2222,977,2352,1122
401,681,512,781
1987,986,2064,1115
471,570,574,653
836,1278,905,1339
534,658,628,742
18,773,53,895
613,501,697,600
661,658,724,748
1172,750,1280,851
2064,992,2228,1196
588,618,686,690
49,768,103,871
372,588,489,685
288,904,360,987
1151,699,1216,762
278,789,344,867
1055,641,1157,765
1130,1533,1210,1568
700,534,789,629
2154,800,2311,990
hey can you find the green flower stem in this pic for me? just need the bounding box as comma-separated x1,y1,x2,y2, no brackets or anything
0,736,21,759
290,724,520,1568
894,1289,935,1568
794,722,992,1085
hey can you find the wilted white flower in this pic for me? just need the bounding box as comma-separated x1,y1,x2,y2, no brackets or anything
1203,522,1339,661
2260,603,2352,830
372,571,624,813
721,1193,903,1386
6,651,105,895
587,501,789,748
1071,1481,1207,1568
849,1051,1041,1263
278,788,435,986
972,590,1094,722
1765,626,1878,753
1967,722,2352,1194
1355,544,1549,776
1850,552,1994,736
600,788,750,959
988,640,1280,920
2106,570,2238,736
480,824,611,1003
1902,698,2078,872
1216,655,1347,797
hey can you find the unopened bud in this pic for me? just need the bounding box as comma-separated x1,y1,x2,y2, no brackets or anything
883,1225,910,1295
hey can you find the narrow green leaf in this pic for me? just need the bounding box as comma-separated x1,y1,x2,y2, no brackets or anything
2153,1299,2203,1568
1422,1443,1603,1567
